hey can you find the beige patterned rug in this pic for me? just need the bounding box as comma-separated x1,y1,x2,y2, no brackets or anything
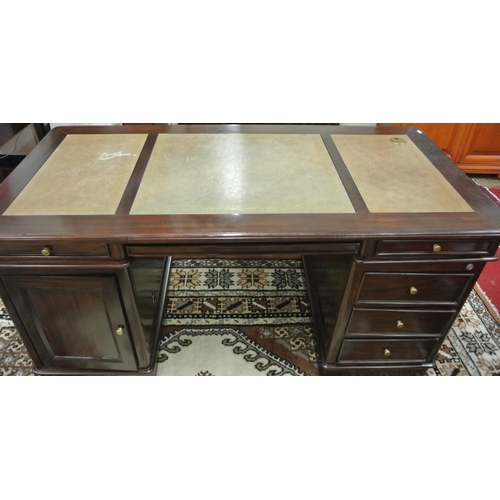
1,259,499,376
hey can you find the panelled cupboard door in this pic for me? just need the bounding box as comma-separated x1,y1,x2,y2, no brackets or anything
453,124,500,173
2,275,137,372
396,123,500,175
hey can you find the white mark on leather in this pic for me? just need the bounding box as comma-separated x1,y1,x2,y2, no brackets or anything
99,151,131,161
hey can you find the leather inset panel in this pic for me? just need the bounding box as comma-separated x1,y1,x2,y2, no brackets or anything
130,134,355,214
4,134,148,215
332,134,473,213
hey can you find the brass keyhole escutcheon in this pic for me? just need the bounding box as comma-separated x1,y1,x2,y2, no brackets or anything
433,244,441,252
384,348,392,357
116,326,124,336
396,320,404,329
41,246,52,256
389,137,406,145
410,286,418,295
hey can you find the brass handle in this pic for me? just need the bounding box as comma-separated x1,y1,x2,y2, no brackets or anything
384,348,391,357
410,286,418,295
152,288,158,304
396,320,404,329
433,244,441,253
116,326,124,336
41,246,52,256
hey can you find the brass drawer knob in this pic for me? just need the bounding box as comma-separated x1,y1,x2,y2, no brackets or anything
433,244,442,252
41,246,52,256
396,320,404,329
384,348,391,357
410,286,418,295
116,326,124,336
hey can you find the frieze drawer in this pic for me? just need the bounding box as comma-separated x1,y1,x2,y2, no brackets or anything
0,241,110,258
357,272,474,305
346,308,456,337
338,339,438,364
375,240,494,257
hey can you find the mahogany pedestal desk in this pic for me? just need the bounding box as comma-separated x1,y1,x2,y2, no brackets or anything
1,125,499,375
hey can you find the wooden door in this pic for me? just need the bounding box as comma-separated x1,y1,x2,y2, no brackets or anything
2,275,137,372
453,124,500,174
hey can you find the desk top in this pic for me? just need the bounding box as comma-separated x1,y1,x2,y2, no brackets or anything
0,124,498,243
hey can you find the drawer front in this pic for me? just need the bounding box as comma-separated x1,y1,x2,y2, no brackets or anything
338,339,437,364
0,241,109,257
376,239,494,257
126,242,361,258
347,308,455,336
357,272,473,304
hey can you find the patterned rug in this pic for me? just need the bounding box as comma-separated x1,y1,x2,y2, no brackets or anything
1,258,499,376
157,259,316,376
0,301,33,376
476,186,500,319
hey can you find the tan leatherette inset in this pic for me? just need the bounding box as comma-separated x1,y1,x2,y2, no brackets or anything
131,134,355,215
4,134,148,216
332,134,474,213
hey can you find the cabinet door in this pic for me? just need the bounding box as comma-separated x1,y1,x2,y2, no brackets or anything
453,124,500,174
2,275,137,372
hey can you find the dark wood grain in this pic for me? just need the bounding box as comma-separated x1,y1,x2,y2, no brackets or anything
1,124,499,375
303,254,357,364
2,274,137,371
357,272,474,305
0,211,499,244
320,134,369,213
338,338,438,363
0,241,109,257
126,242,361,259
346,309,456,336
375,239,493,257
115,134,157,215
